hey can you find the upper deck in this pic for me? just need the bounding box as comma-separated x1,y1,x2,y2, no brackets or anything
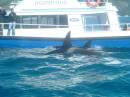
13,0,117,15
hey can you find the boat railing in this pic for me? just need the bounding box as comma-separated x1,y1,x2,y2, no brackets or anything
85,23,130,32
84,24,110,32
0,23,69,29
0,23,109,30
15,23,69,29
1,23,130,33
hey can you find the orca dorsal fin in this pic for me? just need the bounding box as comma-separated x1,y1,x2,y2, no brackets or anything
83,40,92,49
62,31,72,50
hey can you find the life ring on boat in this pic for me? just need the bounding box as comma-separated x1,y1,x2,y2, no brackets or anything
86,0,101,7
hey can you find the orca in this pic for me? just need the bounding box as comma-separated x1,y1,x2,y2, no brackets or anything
46,31,101,55
46,31,72,54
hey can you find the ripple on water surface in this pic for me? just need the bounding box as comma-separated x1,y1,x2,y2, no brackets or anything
0,48,130,97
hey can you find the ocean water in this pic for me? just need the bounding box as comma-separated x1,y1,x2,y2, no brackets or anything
0,47,130,97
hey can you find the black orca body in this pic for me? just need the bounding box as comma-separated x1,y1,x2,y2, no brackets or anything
46,31,101,55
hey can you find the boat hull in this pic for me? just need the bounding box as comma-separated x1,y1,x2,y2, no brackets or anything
0,36,130,48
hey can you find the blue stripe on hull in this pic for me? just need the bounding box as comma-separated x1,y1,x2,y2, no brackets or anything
0,39,63,48
92,39,130,48
72,39,130,48
0,38,129,48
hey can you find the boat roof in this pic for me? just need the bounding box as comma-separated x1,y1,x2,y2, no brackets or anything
13,0,118,15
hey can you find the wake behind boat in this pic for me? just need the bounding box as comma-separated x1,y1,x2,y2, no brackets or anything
0,0,130,48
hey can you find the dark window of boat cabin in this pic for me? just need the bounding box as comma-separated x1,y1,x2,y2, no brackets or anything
16,15,68,29
83,13,110,31
22,16,32,28
15,16,22,29
58,15,68,28
38,15,68,28
38,15,57,28
22,16,31,24
31,16,38,28
21,16,38,28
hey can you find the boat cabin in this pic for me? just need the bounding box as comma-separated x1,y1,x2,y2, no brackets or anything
1,0,121,37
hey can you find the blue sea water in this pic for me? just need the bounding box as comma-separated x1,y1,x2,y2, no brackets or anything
0,47,130,97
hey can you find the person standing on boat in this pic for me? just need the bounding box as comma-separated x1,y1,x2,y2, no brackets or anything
7,9,16,36
0,7,6,35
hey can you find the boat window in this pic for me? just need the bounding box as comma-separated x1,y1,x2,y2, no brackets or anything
22,16,32,28
31,16,38,28
38,15,68,28
59,15,68,28
31,16,38,24
22,16,31,24
16,15,68,29
83,13,110,31
15,16,21,29
39,15,57,28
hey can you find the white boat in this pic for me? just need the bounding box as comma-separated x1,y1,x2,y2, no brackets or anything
0,0,130,48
